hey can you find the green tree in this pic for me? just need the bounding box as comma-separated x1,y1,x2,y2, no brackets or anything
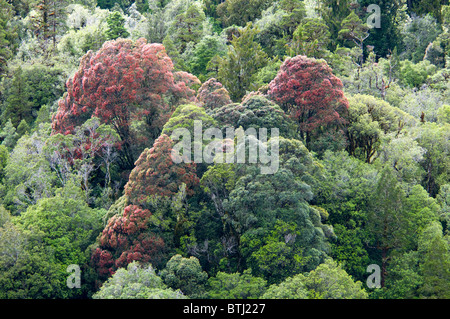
317,0,351,50
410,0,446,23
105,11,130,40
162,103,217,141
3,193,106,298
97,0,131,11
220,137,331,281
187,35,227,82
93,261,186,299
263,258,368,299
160,254,208,298
218,23,269,101
0,119,19,151
2,67,32,127
370,251,422,299
206,269,267,299
30,0,70,51
210,95,295,139
359,0,402,58
312,150,377,281
338,11,370,67
345,94,414,163
1,64,65,128
216,0,272,28
414,123,450,197
417,221,450,298
437,104,450,124
0,0,14,77
399,13,442,63
366,166,408,287
166,3,205,54
398,59,437,88
402,185,440,250
262,273,308,299
288,17,331,59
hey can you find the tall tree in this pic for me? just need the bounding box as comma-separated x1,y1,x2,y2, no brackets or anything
0,0,14,77
288,17,331,59
366,166,408,288
30,0,69,51
317,0,352,50
2,67,32,127
263,258,368,299
267,55,349,148
52,38,197,172
216,0,273,28
345,94,413,163
417,221,450,298
218,23,269,101
359,0,403,58
167,3,205,54
338,11,370,68
105,11,130,40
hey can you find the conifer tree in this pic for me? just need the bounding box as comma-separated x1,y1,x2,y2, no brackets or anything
218,23,269,101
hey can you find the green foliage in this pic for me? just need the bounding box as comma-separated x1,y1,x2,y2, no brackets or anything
0,0,448,301
165,3,206,54
0,0,15,76
418,223,450,298
437,104,450,124
0,194,106,298
105,11,130,40
264,258,368,299
345,94,415,163
414,122,450,197
216,0,273,28
93,261,186,299
288,17,331,59
399,59,437,88
160,254,208,298
399,13,442,63
210,95,295,138
206,269,267,299
1,64,65,128
218,23,269,101
97,0,131,11
318,0,351,50
162,103,217,139
187,34,227,82
0,119,19,150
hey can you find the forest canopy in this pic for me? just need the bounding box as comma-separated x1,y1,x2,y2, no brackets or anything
0,0,448,300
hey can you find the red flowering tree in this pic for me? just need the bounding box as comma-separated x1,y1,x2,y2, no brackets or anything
91,204,166,279
196,78,232,110
52,38,197,171
92,134,199,280
124,134,199,207
267,55,349,147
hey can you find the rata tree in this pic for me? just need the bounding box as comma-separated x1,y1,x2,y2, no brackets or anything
267,55,349,149
124,134,199,207
91,204,166,280
52,38,197,171
93,134,200,279
196,78,232,110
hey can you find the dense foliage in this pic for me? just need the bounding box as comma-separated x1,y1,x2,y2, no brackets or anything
0,0,448,300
